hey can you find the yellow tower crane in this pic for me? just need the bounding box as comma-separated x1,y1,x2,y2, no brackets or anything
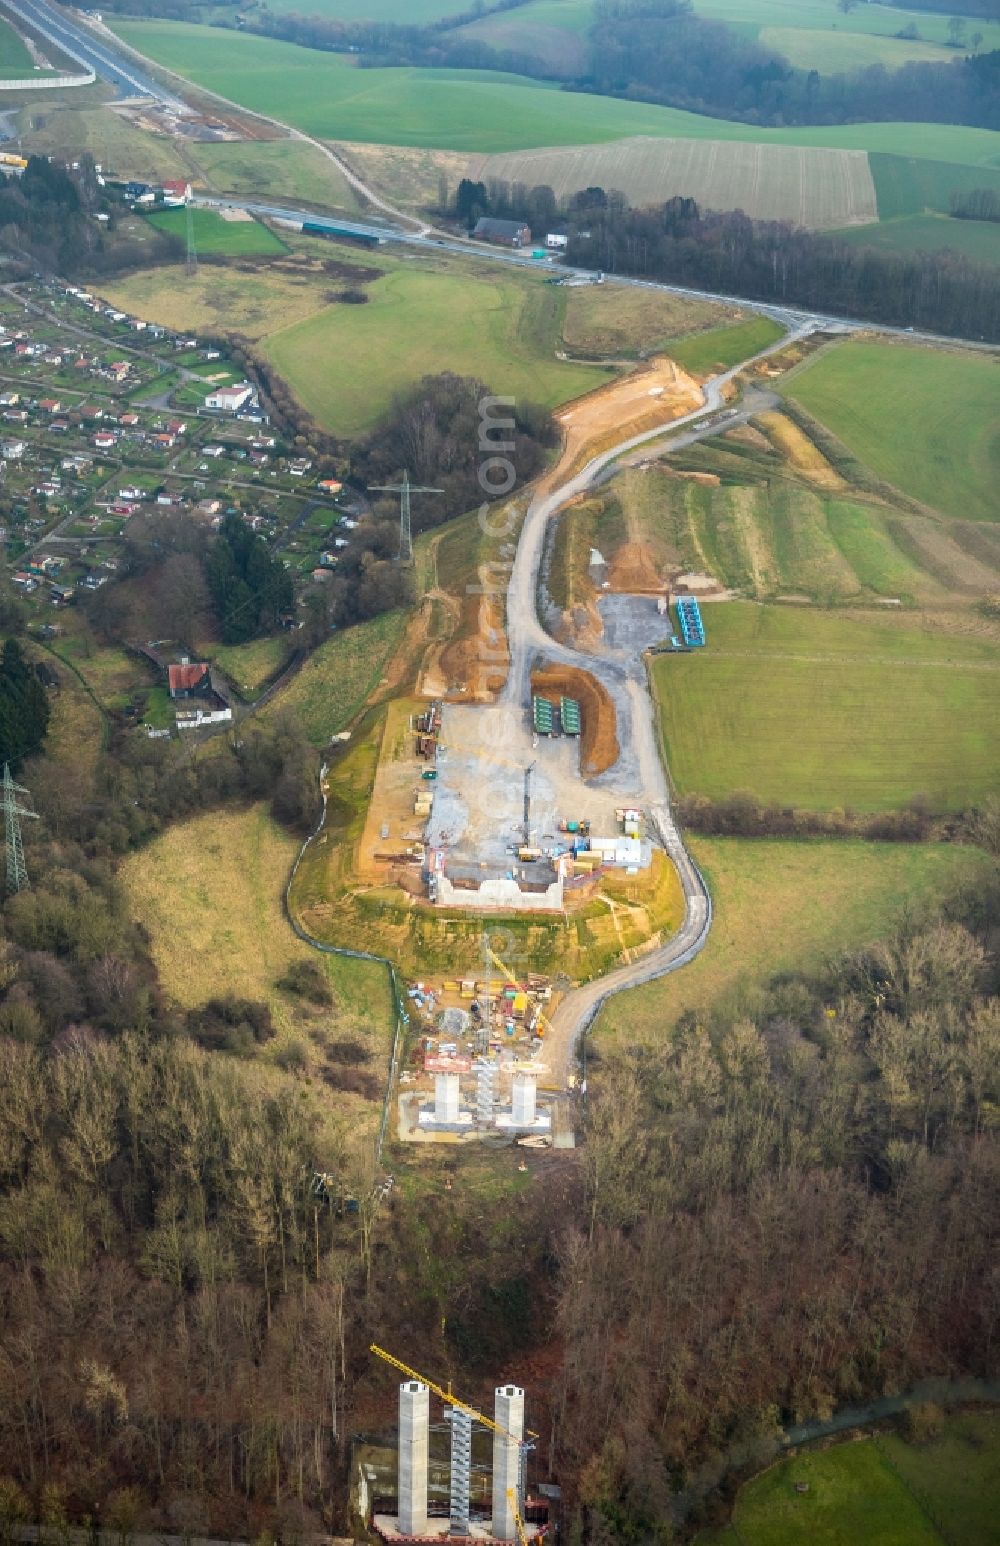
370,1343,537,1443
507,1489,530,1546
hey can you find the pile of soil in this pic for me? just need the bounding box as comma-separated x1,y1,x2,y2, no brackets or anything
607,540,663,594
438,579,509,701
532,664,619,777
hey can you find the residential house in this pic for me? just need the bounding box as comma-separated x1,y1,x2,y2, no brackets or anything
161,179,192,206
204,383,256,414
472,217,531,248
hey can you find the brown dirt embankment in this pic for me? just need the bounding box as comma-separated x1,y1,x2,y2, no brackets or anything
531,664,619,777
549,355,704,487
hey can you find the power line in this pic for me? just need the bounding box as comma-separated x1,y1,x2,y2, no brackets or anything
369,470,443,564
2,764,39,897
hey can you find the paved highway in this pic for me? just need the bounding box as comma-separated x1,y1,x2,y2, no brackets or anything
195,194,987,358
1,0,187,103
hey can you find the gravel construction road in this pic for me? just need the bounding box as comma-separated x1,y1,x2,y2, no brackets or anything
503,322,819,1082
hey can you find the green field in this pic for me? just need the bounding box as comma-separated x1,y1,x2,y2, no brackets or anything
145,206,288,255
264,608,409,744
692,0,1000,55
112,22,1000,163
213,634,289,697
838,213,1000,266
0,15,43,75
264,265,608,435
667,316,784,376
760,25,952,73
785,341,1000,523
653,603,1000,811
596,834,991,1041
190,138,362,212
119,802,394,1121
647,479,949,603
699,1410,1000,1546
871,153,1000,220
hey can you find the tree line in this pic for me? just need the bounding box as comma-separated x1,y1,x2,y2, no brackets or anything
0,640,50,771
950,185,1000,221
565,197,1000,341
175,0,1000,133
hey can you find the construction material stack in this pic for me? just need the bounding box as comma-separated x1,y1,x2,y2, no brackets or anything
532,696,555,735
559,697,581,735
676,596,706,647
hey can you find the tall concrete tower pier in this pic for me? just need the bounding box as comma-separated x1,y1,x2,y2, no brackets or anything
398,1380,429,1536
491,1384,524,1541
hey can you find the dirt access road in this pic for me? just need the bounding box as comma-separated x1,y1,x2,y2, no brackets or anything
504,320,822,1082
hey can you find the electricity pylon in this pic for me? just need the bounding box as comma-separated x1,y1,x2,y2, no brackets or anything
2,764,38,897
369,470,443,563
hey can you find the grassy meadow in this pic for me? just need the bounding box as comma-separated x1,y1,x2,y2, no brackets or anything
561,285,735,358
667,316,785,376
597,835,993,1043
112,22,1000,165
264,265,608,434
190,138,362,211
785,342,1000,523
146,206,288,255
870,152,1000,220
98,240,623,436
653,603,1000,811
699,1409,1000,1546
213,634,290,698
0,16,46,74
118,804,394,1135
264,609,410,744
837,214,1000,266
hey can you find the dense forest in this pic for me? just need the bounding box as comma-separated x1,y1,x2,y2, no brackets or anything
205,515,295,645
0,792,996,1535
0,640,50,771
557,913,999,1536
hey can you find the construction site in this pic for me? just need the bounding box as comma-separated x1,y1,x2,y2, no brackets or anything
395,931,570,1147
347,581,707,935
360,1348,551,1545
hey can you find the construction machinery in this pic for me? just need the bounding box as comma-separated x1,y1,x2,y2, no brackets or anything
485,943,556,1042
